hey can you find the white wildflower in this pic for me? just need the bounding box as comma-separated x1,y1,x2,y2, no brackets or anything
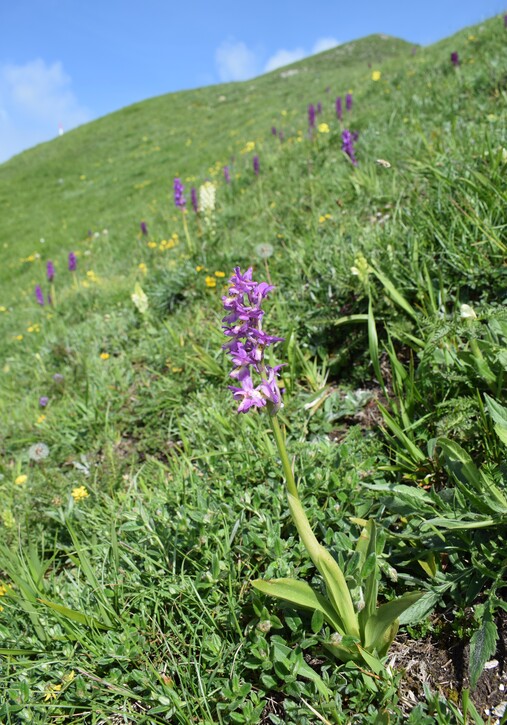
29,442,50,462
460,303,477,320
131,283,149,314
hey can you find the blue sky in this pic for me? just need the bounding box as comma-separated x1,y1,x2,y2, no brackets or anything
0,0,505,162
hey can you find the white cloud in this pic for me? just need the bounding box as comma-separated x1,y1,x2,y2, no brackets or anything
215,40,258,82
264,36,340,74
312,37,339,54
0,58,90,163
264,48,306,73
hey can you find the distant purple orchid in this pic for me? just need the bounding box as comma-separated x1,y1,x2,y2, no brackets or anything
35,285,44,305
450,52,460,67
46,260,55,282
308,104,316,131
335,96,343,120
222,267,284,414
341,129,359,166
173,177,186,208
140,221,148,236
271,126,277,136
191,187,198,213
317,102,322,114
68,252,77,272
253,155,260,176
39,396,49,407
346,93,353,111
223,166,231,184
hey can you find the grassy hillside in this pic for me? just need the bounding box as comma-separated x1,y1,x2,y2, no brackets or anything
1,14,507,723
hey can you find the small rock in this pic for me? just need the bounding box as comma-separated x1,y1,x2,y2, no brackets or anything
484,659,499,670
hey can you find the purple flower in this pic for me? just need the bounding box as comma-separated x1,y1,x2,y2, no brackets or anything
173,177,186,208
308,104,316,130
68,252,77,272
271,126,277,136
450,52,460,67
346,93,353,112
46,260,55,282
253,155,260,176
223,166,231,184
35,285,44,305
39,396,49,407
335,96,342,120
222,267,284,414
140,221,148,236
317,102,322,114
341,129,359,166
191,187,198,213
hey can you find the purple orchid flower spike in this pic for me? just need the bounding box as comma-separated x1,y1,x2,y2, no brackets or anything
308,104,316,131
35,285,44,305
450,51,460,67
341,129,359,166
223,166,231,184
253,155,260,176
191,187,198,213
68,252,77,271
173,177,186,208
140,221,148,236
346,93,353,111
336,96,343,120
222,267,284,414
46,260,55,282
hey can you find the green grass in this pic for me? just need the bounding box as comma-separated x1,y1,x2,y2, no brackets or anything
1,13,507,723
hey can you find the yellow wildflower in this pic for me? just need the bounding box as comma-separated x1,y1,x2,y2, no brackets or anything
138,263,147,274
0,306,6,312
318,123,330,133
62,671,75,684
241,141,255,154
371,70,381,81
147,241,158,248
37,414,46,424
100,352,110,360
172,366,183,373
15,475,28,486
195,265,204,272
0,583,9,596
205,276,217,288
71,485,89,502
15,335,23,341
44,683,62,701
214,271,225,278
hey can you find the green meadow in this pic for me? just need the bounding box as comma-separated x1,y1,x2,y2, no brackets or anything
1,14,507,724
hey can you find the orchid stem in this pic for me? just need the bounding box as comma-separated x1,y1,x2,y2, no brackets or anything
271,416,299,500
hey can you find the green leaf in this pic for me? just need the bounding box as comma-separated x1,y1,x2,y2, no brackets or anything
270,639,332,698
0,648,42,656
364,592,423,655
368,295,384,388
357,521,378,637
38,598,113,631
370,266,419,322
398,588,445,625
286,493,359,638
469,614,498,689
251,578,343,632
311,609,324,634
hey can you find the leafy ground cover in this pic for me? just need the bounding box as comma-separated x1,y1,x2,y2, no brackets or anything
1,14,507,724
